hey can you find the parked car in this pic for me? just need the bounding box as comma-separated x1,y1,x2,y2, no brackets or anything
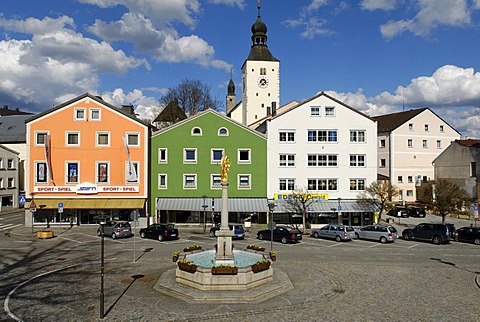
407,207,426,218
387,207,408,218
311,224,355,242
209,223,245,239
354,224,397,243
139,224,179,241
454,227,480,245
402,223,455,245
97,221,132,239
257,226,302,244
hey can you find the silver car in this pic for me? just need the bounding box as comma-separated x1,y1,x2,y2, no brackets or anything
354,224,397,243
311,224,355,242
97,221,132,239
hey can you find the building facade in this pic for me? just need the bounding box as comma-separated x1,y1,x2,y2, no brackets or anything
150,109,268,225
25,93,150,226
0,145,20,208
372,108,461,203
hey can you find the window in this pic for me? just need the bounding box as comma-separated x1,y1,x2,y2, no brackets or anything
238,149,251,163
408,123,414,131
307,178,337,191
380,159,386,168
424,124,429,131
350,179,365,191
0,158,3,169
158,148,167,163
90,109,101,121
436,140,442,149
380,139,386,148
211,149,224,163
184,149,197,163
75,108,86,120
66,162,79,183
238,174,251,189
279,154,295,167
218,128,229,136
279,179,295,191
471,162,477,177
0,178,3,188
407,139,413,148
310,106,320,116
125,162,139,184
398,176,403,183
183,174,197,189
308,154,337,167
260,67,266,75
97,162,109,183
191,127,202,136
66,132,79,146
7,159,14,169
35,162,47,183
325,107,335,116
308,130,337,142
7,178,14,188
35,131,48,145
211,174,221,188
406,190,414,197
423,176,428,183
158,174,167,189
350,130,366,143
126,133,139,146
439,125,444,132
279,131,295,142
96,132,109,146
349,155,365,167
408,176,413,183
422,140,428,148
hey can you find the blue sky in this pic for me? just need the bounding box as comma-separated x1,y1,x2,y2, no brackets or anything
0,0,479,138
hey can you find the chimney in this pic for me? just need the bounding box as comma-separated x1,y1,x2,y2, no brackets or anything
271,102,277,116
3,105,7,110
121,104,135,115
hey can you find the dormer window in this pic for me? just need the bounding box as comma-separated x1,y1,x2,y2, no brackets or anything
218,128,229,136
191,127,202,136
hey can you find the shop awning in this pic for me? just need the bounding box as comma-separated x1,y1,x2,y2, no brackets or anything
272,199,378,213
27,198,145,209
156,198,268,213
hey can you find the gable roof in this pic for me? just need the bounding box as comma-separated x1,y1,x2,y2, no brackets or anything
371,108,428,132
154,99,187,123
0,115,31,143
0,106,32,116
455,139,480,147
0,144,20,155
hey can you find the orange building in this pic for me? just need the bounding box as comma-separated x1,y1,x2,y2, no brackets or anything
25,94,150,226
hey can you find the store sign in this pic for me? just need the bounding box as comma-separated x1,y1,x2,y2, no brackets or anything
274,193,328,200
33,183,139,193
76,182,98,194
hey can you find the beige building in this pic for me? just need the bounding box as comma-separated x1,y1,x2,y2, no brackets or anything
372,108,460,203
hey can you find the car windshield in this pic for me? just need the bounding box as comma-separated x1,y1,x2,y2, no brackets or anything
388,227,398,233
346,226,354,232
118,222,130,228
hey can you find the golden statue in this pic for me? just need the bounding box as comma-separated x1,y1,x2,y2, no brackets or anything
221,154,230,183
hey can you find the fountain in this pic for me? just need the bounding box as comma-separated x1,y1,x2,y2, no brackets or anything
155,155,293,302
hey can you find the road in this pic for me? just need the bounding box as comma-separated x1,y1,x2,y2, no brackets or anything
1,217,479,321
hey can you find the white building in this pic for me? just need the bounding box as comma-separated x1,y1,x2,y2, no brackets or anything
372,108,461,203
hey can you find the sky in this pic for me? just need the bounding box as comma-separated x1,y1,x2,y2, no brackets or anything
0,0,479,138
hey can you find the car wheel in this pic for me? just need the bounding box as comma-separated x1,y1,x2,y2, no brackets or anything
313,231,319,238
335,235,342,242
281,237,288,244
380,236,387,244
111,233,116,239
474,239,480,245
403,233,412,241
209,230,215,237
354,232,360,239
158,234,164,242
432,235,442,245
258,233,264,240
140,232,145,238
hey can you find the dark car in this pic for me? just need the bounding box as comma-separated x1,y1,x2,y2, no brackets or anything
402,223,455,245
387,207,408,218
407,207,426,218
139,224,179,241
209,223,245,239
97,221,132,239
454,227,480,245
257,226,302,244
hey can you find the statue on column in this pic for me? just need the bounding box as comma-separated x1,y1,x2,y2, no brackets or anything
221,155,230,183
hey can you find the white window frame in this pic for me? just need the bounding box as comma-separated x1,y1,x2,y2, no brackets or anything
279,178,295,191
218,127,229,136
7,159,14,169
349,178,366,191
191,127,202,136
0,178,3,188
406,190,414,197
349,154,365,167
310,106,320,116
422,139,428,149
350,130,366,143
407,139,413,148
184,148,197,164
238,149,251,164
90,108,101,121
408,123,414,131
126,133,140,147
424,124,429,132
439,125,444,132
125,161,139,184
0,158,3,169
436,140,442,149
211,174,222,189
408,176,413,183
158,148,168,164
279,154,295,167
34,131,49,146
35,161,48,184
379,139,386,148
325,106,335,116
279,131,295,143
183,174,197,189
96,132,110,147
7,177,14,188
66,161,79,184
158,174,167,189
74,108,86,120
380,159,386,168
310,178,338,191
65,131,80,146
211,149,224,164
96,161,110,184
238,174,251,189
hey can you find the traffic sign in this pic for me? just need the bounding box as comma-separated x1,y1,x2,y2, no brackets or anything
58,202,64,213
338,205,342,212
19,195,26,205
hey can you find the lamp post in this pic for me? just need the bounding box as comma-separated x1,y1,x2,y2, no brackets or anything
211,198,215,227
267,199,276,252
202,195,208,233
337,197,342,224
99,215,107,319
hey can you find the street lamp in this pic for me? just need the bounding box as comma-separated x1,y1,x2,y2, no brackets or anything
267,199,276,251
337,197,342,224
211,198,215,227
98,214,108,319
202,195,208,233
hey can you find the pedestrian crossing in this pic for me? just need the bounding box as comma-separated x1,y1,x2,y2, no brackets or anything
0,223,23,231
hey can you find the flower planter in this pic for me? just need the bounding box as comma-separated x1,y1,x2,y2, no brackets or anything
246,245,265,252
251,261,271,273
183,246,202,252
36,230,54,239
270,255,276,261
211,267,238,275
178,262,197,273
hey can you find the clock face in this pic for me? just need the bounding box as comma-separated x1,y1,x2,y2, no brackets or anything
257,76,269,88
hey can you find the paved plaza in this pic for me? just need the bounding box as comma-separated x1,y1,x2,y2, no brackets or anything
1,212,479,321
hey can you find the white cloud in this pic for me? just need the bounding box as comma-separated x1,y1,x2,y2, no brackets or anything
283,0,333,39
380,0,472,39
208,0,245,8
360,0,398,11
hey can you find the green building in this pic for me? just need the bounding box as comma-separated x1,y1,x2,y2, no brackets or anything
150,109,268,225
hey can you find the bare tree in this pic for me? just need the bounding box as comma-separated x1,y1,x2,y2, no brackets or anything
285,187,315,234
160,79,221,115
425,179,471,223
358,180,398,222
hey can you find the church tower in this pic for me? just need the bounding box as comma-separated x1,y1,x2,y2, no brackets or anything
226,69,236,115
241,0,280,126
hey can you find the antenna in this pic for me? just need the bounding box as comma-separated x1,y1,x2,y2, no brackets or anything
257,0,261,17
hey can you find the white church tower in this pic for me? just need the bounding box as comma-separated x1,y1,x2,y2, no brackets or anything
240,0,280,126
